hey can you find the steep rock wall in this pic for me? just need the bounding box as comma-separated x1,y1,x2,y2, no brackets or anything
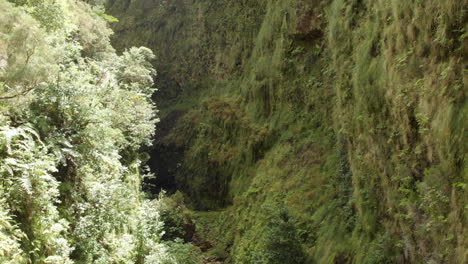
107,0,467,263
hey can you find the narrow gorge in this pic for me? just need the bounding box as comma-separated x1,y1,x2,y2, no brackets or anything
107,0,467,263
0,0,466,263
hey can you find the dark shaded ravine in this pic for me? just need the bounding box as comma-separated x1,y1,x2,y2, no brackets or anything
144,110,186,195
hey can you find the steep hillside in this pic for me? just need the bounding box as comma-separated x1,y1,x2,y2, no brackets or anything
108,0,467,263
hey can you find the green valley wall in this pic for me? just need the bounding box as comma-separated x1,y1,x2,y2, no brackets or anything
107,0,467,263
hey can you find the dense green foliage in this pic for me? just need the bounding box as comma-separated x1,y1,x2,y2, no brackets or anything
108,0,467,263
1,0,465,263
0,0,199,263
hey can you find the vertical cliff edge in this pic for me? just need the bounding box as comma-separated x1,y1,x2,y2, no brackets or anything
107,0,466,263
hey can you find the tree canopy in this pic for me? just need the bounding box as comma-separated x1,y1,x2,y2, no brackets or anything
0,0,199,263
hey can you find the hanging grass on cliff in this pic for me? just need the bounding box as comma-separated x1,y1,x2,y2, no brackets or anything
107,0,466,263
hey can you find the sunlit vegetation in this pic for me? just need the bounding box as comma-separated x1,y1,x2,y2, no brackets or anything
0,0,199,263
1,0,466,263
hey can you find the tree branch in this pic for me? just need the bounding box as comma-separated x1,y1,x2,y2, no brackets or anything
0,85,35,100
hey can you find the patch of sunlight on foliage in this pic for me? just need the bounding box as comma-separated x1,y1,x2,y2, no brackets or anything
0,0,199,263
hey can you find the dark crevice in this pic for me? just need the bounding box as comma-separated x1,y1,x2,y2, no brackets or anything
143,110,186,195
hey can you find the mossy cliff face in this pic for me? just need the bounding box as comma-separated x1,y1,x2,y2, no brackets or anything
107,0,467,263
